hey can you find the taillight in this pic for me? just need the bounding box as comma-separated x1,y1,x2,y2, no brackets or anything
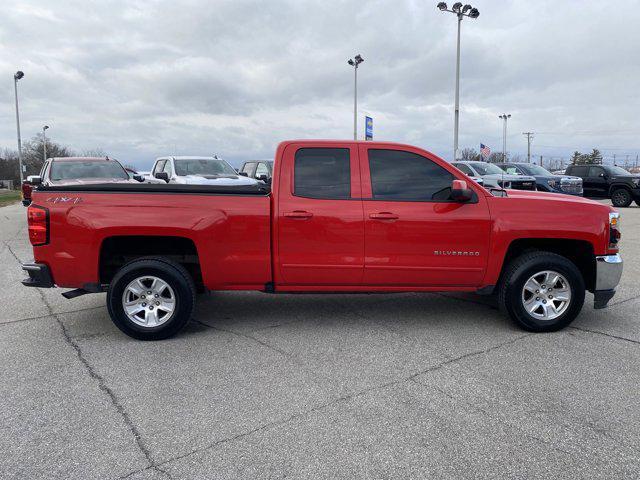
27,205,49,246
609,212,621,250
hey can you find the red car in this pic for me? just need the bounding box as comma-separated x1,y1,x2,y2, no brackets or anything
22,140,622,340
21,156,140,205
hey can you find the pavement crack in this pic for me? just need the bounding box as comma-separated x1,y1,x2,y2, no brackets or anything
570,326,640,346
415,380,576,458
55,314,173,477
7,240,166,478
193,319,292,358
152,334,533,469
0,305,106,328
407,333,534,381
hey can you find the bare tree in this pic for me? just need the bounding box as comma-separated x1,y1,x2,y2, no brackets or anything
460,148,480,161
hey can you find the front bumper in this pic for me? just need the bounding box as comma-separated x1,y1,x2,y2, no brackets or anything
593,254,623,309
21,263,54,288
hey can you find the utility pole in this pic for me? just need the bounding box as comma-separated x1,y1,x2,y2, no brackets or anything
347,55,364,140
522,132,534,163
42,125,49,163
539,155,543,167
436,2,480,160
499,114,511,161
14,71,25,183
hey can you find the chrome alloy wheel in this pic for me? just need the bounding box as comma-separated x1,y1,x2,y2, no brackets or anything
521,270,571,321
122,276,176,328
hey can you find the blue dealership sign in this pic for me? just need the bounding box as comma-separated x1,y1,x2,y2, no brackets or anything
365,116,373,140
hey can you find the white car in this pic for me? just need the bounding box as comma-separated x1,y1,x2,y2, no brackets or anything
150,156,260,186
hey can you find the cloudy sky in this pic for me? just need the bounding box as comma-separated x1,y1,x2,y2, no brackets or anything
1,0,639,170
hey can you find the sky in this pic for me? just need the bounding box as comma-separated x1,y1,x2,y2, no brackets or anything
1,0,639,170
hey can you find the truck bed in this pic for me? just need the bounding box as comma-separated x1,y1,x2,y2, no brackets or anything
31,184,272,290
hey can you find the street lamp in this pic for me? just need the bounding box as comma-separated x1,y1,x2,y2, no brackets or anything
436,3,479,160
42,125,50,163
347,54,364,140
13,71,25,183
499,114,511,161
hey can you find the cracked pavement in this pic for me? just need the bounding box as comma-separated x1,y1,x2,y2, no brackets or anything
1,201,639,479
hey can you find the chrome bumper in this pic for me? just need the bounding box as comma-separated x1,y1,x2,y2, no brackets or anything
595,254,623,291
593,254,623,309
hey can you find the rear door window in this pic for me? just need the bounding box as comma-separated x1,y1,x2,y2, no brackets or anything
569,166,588,177
369,149,453,201
294,148,350,199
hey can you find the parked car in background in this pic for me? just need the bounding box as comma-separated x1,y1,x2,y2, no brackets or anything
452,161,537,190
564,164,640,207
21,157,139,206
150,156,260,186
239,160,273,184
496,163,583,196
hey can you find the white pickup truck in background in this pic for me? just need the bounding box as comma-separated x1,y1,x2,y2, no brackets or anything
148,156,260,186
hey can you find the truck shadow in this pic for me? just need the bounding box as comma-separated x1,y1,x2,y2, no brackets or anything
186,290,513,336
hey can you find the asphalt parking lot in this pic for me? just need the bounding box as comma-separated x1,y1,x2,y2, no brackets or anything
1,201,639,479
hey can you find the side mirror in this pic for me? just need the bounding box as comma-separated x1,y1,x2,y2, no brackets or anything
155,172,170,182
257,174,270,183
27,175,42,185
599,172,606,178
133,174,144,182
451,179,473,202
238,172,248,177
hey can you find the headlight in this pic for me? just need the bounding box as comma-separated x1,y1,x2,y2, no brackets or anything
609,212,621,250
632,178,640,186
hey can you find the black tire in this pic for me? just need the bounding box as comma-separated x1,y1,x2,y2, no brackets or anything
611,188,632,208
498,252,585,332
107,257,196,340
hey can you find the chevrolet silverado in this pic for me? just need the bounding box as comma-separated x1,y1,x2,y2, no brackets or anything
22,140,623,340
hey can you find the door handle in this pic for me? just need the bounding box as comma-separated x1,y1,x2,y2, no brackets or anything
369,212,399,220
284,210,313,219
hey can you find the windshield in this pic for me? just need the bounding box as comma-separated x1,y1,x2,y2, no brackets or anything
471,162,504,175
174,159,237,176
607,166,632,176
519,164,552,176
50,161,129,181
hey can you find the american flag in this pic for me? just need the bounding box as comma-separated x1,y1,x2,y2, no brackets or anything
480,143,491,159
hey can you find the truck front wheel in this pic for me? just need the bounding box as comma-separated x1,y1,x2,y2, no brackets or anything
107,258,196,340
499,252,585,332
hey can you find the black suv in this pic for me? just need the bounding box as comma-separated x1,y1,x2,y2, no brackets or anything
564,164,640,207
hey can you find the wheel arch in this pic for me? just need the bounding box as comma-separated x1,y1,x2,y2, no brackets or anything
99,235,203,289
498,238,596,292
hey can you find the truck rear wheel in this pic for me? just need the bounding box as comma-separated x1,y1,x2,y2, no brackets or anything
107,258,196,340
611,188,632,207
498,252,585,332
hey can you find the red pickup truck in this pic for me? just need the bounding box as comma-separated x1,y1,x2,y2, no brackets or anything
22,140,623,340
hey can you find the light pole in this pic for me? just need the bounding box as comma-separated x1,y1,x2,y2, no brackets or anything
14,71,25,183
347,54,364,140
42,125,50,163
436,2,479,160
499,114,511,161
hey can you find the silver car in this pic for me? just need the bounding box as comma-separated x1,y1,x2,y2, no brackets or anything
452,161,537,190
